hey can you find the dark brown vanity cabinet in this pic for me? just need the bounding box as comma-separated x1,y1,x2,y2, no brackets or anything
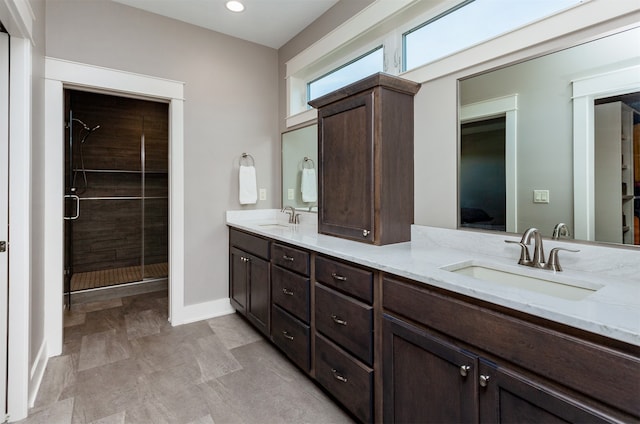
382,276,640,423
229,229,271,336
270,242,312,373
309,73,421,246
314,256,374,423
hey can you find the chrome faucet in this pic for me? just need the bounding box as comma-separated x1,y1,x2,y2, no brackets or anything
506,227,579,271
552,223,570,239
281,206,300,224
520,227,545,268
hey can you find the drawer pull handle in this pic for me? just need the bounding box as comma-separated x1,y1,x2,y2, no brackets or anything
282,255,295,262
362,229,370,237
331,273,347,282
282,288,294,296
331,369,348,383
241,257,250,263
459,365,471,377
282,331,294,341
330,314,347,326
479,375,490,388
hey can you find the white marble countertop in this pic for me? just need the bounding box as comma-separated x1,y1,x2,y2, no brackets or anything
226,209,640,346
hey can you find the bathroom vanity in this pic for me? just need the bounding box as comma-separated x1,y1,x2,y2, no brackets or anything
227,210,639,423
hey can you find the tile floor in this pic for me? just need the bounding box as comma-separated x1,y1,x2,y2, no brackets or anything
17,288,354,424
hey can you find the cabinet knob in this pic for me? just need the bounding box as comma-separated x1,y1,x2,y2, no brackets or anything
362,229,370,237
479,374,490,387
330,314,348,326
282,255,295,262
282,288,294,296
459,365,471,377
282,331,294,341
331,273,347,282
331,368,348,383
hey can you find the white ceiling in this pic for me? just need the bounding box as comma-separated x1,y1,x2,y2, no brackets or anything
112,0,340,49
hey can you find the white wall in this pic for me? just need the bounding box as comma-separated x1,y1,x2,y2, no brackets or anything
29,0,46,378
45,0,279,305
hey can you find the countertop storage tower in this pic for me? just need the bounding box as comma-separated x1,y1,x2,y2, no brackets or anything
309,73,421,245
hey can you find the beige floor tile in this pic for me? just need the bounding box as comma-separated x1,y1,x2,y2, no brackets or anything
18,288,354,424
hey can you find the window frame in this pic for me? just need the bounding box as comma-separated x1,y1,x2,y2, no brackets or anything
285,0,620,128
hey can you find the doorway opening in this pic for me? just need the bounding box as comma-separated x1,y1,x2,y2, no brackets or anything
594,92,640,245
63,90,169,307
459,116,507,231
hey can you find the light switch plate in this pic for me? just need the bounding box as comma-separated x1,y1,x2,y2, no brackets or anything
533,189,549,203
259,188,267,201
287,188,294,200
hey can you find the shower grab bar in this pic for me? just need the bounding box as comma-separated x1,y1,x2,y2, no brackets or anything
303,157,315,169
64,194,80,220
240,153,255,167
79,196,168,201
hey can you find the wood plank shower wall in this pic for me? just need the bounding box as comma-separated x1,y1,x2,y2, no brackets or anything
65,90,169,275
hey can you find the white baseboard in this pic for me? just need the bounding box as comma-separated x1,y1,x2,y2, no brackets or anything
171,297,235,326
28,340,48,408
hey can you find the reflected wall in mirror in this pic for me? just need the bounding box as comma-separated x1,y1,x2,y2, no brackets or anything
281,124,318,211
459,26,640,246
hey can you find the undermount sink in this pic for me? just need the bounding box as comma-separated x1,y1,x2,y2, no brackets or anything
257,223,291,229
442,261,603,301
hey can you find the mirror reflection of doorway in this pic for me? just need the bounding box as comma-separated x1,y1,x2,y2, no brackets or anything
460,117,507,231
594,92,640,245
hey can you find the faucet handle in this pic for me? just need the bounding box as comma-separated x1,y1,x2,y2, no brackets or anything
544,247,579,272
505,240,531,265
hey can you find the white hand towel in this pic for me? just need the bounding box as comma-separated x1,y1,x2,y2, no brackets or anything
239,165,257,205
301,168,317,203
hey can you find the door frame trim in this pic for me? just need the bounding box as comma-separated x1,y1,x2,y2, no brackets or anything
44,58,186,355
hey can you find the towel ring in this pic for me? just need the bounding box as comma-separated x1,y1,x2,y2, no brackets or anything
240,153,255,167
303,157,315,169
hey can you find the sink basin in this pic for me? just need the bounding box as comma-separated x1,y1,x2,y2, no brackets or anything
257,223,291,229
442,261,603,301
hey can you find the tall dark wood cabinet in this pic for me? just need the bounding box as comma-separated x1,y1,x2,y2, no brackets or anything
309,73,421,245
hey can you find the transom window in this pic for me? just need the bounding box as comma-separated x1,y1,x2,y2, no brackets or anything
307,46,384,102
403,0,583,71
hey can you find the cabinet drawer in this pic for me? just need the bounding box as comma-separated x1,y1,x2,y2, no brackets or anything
315,283,373,366
271,304,310,373
315,334,373,424
229,228,270,259
271,243,310,275
271,265,310,323
315,256,373,303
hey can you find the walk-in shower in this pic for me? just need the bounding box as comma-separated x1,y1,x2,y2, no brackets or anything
64,90,169,308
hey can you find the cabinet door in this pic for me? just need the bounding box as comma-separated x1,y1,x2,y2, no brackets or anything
318,91,375,242
229,246,248,313
247,255,270,336
478,360,614,423
383,315,479,423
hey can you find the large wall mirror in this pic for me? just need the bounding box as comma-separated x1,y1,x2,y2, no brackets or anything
459,26,640,247
281,124,318,211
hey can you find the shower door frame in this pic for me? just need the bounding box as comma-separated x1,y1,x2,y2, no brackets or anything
44,58,186,357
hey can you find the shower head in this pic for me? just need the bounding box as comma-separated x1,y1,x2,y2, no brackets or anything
70,118,100,133
80,123,101,143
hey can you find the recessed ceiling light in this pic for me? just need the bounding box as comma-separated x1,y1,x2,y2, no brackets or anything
226,0,245,12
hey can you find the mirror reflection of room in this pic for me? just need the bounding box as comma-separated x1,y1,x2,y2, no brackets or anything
459,27,639,245
460,117,506,231
594,95,640,245
281,124,318,211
